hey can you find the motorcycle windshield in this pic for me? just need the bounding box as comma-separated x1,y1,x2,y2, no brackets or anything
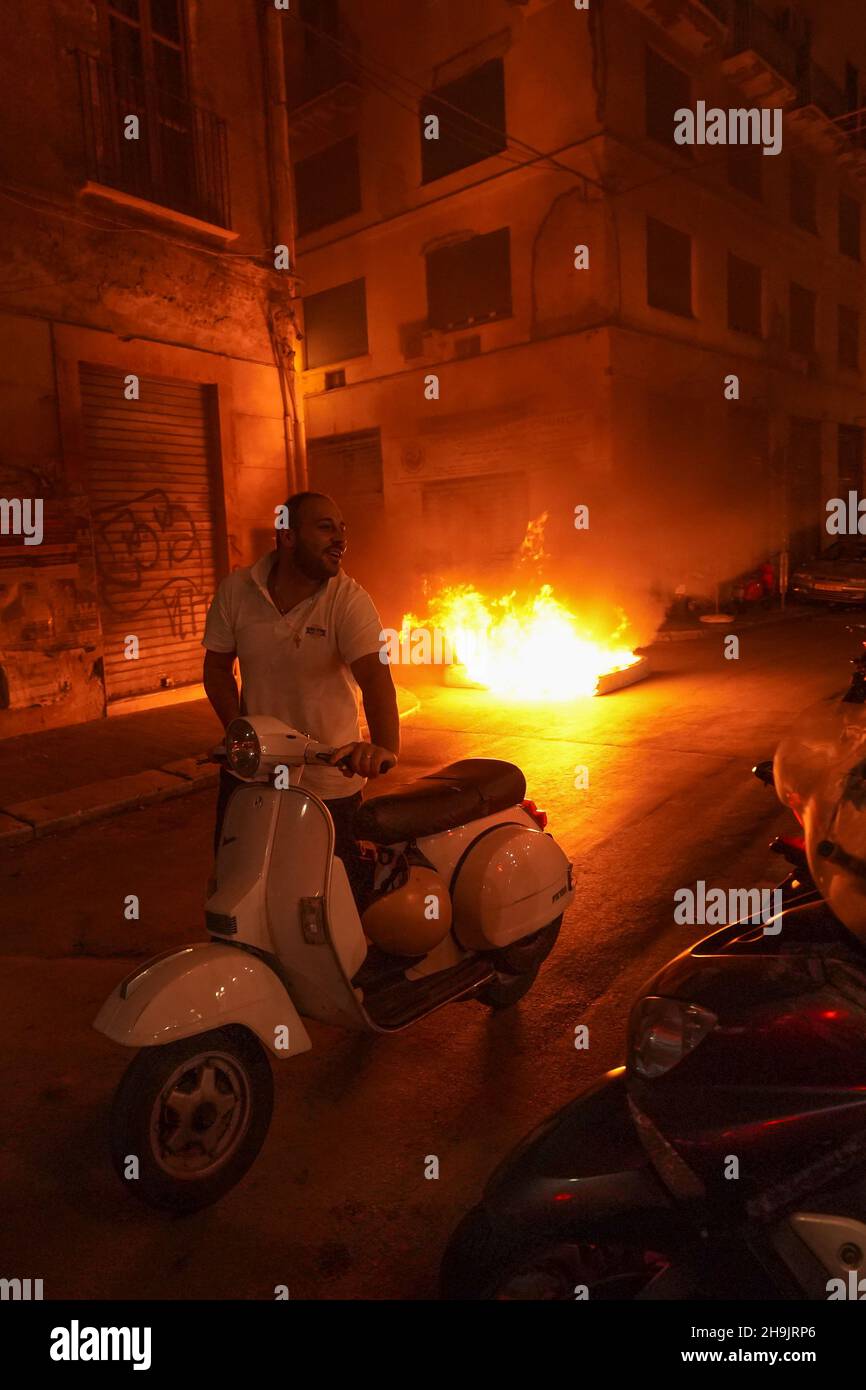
775,699,866,944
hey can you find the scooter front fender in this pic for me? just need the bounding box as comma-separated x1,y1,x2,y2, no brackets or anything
483,1068,681,1232
94,942,312,1058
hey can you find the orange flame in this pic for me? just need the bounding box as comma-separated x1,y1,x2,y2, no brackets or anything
402,582,639,700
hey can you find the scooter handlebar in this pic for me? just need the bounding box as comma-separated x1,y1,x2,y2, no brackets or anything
307,744,394,773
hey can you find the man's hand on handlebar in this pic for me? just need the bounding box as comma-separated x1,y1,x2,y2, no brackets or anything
328,742,397,779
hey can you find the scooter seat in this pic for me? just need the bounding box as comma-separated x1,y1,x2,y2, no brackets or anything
353,759,526,845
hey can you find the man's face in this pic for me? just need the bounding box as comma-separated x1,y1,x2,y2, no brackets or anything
281,496,347,581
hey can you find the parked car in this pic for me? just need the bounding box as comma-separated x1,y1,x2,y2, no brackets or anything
790,540,866,605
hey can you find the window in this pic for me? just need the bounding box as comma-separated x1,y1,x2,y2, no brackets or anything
727,253,762,336
790,158,817,233
426,229,511,331
839,305,860,371
420,59,506,184
839,424,864,493
727,145,762,201
645,47,690,149
89,2,229,224
294,137,361,235
646,216,692,317
846,62,860,113
789,282,816,354
104,0,186,94
840,193,861,260
303,278,368,368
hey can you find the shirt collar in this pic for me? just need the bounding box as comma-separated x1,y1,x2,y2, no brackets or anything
250,550,277,601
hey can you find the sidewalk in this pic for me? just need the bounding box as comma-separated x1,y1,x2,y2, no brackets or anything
652,602,814,642
0,689,420,846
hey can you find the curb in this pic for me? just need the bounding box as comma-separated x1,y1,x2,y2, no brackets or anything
0,762,219,846
0,690,422,847
651,607,813,643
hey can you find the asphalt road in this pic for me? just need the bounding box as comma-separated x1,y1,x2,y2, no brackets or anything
0,608,856,1300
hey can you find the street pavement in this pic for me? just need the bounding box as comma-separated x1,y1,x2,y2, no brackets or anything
0,609,855,1300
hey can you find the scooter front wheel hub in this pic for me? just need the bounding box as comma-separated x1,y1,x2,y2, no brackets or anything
149,1051,252,1179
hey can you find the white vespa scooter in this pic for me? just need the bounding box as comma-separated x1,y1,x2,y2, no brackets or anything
95,715,574,1212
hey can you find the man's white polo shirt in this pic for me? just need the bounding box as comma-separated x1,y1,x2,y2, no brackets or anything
202,551,384,799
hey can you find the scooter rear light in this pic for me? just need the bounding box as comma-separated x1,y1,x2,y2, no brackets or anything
628,997,717,1079
520,799,548,830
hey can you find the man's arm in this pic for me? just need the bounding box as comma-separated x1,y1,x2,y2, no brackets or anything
203,648,240,730
328,652,400,779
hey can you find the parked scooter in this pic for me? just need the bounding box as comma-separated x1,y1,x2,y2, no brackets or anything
95,715,573,1212
440,646,866,1300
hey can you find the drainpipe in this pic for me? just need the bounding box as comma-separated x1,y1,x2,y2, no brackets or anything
258,0,307,490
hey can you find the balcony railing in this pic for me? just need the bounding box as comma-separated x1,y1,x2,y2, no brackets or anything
288,20,361,111
731,0,800,85
700,0,730,24
836,107,866,153
798,61,848,121
76,50,231,229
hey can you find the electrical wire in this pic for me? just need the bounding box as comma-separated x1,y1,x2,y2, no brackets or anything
281,4,606,194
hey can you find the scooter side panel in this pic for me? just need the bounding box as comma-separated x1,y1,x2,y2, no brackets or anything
93,941,312,1057
265,788,371,1031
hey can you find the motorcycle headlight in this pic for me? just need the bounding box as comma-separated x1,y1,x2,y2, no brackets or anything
226,719,261,777
628,997,717,1079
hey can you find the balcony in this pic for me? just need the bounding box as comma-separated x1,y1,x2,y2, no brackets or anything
789,63,866,175
76,50,232,237
627,0,730,57
285,22,362,137
721,0,799,105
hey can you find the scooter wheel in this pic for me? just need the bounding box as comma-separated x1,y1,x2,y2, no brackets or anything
440,1204,672,1300
109,1026,273,1214
478,916,562,1009
477,967,540,1010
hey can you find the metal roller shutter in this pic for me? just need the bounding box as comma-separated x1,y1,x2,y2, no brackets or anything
79,363,222,701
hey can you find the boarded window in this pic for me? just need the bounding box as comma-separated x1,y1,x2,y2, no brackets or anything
789,282,816,354
839,304,860,371
839,423,864,493
420,472,529,573
840,193,861,261
294,136,361,235
727,144,763,200
788,417,822,563
790,158,817,233
727,253,762,336
307,428,383,592
645,46,690,149
646,216,691,317
303,278,368,368
420,59,506,184
426,228,511,331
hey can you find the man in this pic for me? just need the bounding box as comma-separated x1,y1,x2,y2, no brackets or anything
202,492,399,880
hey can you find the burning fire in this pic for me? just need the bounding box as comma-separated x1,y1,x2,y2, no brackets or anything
401,582,640,701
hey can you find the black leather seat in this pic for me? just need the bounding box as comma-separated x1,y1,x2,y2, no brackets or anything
353,759,526,845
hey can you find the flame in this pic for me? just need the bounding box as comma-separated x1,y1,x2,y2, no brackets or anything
401,582,640,700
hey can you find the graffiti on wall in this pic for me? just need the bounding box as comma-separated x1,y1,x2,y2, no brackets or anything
91,488,210,641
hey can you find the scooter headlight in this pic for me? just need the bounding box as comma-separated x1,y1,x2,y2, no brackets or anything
226,719,261,777
628,997,717,1079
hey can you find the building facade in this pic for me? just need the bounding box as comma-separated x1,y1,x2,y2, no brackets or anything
286,0,866,634
0,0,301,736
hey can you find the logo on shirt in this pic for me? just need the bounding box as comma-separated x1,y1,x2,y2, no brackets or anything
305,626,326,637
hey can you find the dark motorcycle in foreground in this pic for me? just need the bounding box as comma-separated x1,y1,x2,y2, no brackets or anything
440,644,866,1301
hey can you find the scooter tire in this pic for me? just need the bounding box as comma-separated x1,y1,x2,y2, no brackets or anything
109,1026,274,1214
490,915,562,976
477,916,562,1008
440,1203,673,1300
477,967,540,1010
